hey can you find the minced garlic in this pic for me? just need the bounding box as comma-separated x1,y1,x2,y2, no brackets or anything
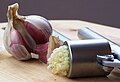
47,45,70,76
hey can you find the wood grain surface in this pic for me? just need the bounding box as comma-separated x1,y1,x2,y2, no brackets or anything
0,20,120,82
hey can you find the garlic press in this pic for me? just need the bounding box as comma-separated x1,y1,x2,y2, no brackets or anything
53,29,118,78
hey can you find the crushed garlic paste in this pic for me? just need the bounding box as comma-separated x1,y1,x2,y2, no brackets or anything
47,45,70,76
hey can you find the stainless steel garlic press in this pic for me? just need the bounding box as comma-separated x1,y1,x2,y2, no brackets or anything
52,28,120,78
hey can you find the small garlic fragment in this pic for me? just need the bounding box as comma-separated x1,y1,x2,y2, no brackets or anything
47,35,62,58
47,45,70,76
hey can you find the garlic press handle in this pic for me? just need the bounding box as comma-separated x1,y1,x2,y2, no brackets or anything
97,55,120,68
103,59,120,68
78,27,120,60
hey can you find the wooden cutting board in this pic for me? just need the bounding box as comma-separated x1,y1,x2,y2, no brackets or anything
0,20,120,82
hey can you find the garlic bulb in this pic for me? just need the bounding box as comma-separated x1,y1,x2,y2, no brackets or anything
4,3,52,63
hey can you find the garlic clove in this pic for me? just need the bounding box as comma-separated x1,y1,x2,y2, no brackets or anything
13,18,36,50
10,44,31,60
24,21,47,44
25,15,52,43
35,43,48,63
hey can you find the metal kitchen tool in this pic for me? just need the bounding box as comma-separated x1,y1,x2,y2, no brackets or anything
52,29,71,43
53,29,112,77
64,39,111,78
53,27,120,78
78,27,120,68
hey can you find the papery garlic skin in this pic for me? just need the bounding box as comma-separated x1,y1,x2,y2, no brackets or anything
47,45,70,76
4,3,52,63
47,36,62,59
25,15,52,44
